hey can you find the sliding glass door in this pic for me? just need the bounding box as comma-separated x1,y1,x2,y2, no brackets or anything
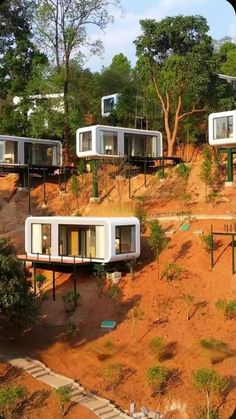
31,224,51,255
59,225,104,259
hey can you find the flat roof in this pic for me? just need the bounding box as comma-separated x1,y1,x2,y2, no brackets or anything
0,135,61,145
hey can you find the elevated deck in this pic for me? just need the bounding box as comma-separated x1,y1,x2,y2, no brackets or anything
17,254,94,267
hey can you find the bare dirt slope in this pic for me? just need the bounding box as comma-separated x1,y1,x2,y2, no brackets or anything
0,157,236,418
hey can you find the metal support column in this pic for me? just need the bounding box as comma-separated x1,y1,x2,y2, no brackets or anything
144,157,147,187
28,164,31,213
43,167,46,205
91,160,99,198
227,149,233,182
232,235,235,275
52,265,56,301
210,225,214,269
73,265,77,309
32,262,36,295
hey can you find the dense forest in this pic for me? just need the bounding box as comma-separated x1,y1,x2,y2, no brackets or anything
0,0,235,161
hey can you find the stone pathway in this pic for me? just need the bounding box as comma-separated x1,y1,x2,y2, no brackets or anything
0,351,131,419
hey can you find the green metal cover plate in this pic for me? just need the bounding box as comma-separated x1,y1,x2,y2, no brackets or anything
100,320,116,330
180,223,190,231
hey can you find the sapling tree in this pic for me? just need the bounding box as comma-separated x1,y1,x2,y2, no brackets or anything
181,293,195,320
161,263,184,282
193,368,228,419
147,365,170,395
108,284,122,314
69,174,80,206
129,304,144,340
148,220,168,280
35,273,47,295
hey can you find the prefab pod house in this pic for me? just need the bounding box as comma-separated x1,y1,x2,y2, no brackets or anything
208,110,236,147
76,125,162,159
0,135,62,166
25,216,140,263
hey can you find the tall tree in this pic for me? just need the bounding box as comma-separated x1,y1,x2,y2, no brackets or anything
33,0,120,164
134,15,217,156
0,238,40,329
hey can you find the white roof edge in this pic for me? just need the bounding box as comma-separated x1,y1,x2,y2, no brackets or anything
0,134,61,144
76,125,161,134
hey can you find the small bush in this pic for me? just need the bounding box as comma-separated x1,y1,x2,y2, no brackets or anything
156,169,167,179
162,263,184,282
147,365,170,394
103,339,114,350
102,363,123,386
64,320,77,340
150,337,165,358
56,385,72,406
35,273,47,294
108,284,122,313
200,338,224,351
201,234,213,253
62,291,80,313
0,385,26,416
135,206,147,233
215,299,236,319
175,163,191,179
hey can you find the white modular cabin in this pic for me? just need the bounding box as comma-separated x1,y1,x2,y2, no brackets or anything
209,110,236,147
0,135,62,166
101,93,120,117
76,125,163,159
25,216,140,264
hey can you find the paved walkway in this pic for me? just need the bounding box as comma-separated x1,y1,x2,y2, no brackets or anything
0,350,131,419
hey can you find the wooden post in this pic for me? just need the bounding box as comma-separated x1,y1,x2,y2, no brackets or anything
73,264,77,309
232,235,235,275
210,225,214,270
52,265,56,301
32,262,36,294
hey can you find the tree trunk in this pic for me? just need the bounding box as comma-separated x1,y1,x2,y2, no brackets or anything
206,391,210,419
63,57,70,165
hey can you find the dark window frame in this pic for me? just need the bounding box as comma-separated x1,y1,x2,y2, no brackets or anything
213,116,233,139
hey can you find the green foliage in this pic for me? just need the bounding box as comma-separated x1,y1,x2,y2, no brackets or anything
108,284,121,313
162,263,184,282
150,337,166,358
146,365,170,394
102,363,123,386
200,147,223,201
193,368,227,395
156,169,167,179
35,273,47,294
175,163,191,179
103,339,114,350
0,238,40,328
69,174,80,203
0,385,26,416
201,234,214,253
56,385,72,406
135,205,147,233
64,320,77,340
62,291,80,313
200,338,225,351
215,299,236,320
181,293,194,320
148,220,168,260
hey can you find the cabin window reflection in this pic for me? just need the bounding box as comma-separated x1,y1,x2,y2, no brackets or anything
79,131,92,152
115,225,135,254
100,130,118,155
31,224,51,255
213,116,233,139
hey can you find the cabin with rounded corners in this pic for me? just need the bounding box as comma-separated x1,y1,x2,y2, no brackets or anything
101,93,120,117
0,135,62,166
76,125,163,159
209,110,236,147
25,216,140,264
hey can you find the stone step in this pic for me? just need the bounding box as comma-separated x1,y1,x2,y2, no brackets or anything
71,386,84,396
94,404,115,415
10,358,36,370
100,411,121,419
81,398,109,411
28,366,47,375
76,394,96,403
25,363,45,372
32,369,50,378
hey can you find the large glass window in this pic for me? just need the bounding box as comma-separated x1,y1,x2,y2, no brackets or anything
100,130,118,155
25,143,58,166
0,141,5,162
124,133,157,157
213,116,233,139
31,224,51,255
103,97,115,114
115,225,135,254
59,225,104,259
79,131,92,152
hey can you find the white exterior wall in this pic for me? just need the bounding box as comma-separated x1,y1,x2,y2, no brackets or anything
76,125,163,158
25,216,140,263
0,135,62,166
209,110,236,147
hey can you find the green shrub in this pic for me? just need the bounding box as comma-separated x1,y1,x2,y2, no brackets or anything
103,339,114,350
64,320,77,340
102,363,123,386
146,365,170,394
108,284,122,313
0,385,26,416
35,273,47,294
175,163,191,179
215,299,236,319
200,338,224,351
150,337,165,358
135,206,147,233
162,263,184,282
62,291,80,313
201,234,213,253
56,385,72,406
